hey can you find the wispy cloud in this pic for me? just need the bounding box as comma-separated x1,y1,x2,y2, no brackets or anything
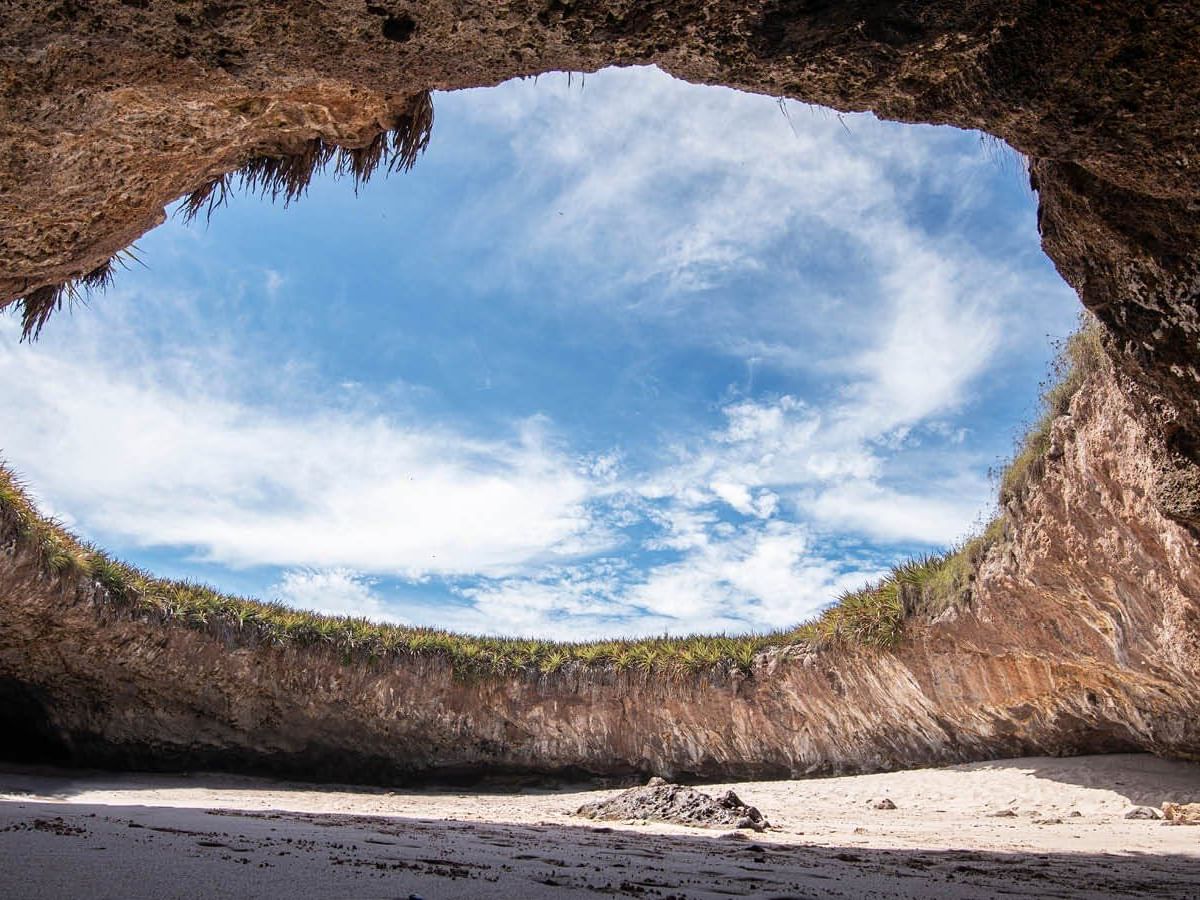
271,568,401,622
449,67,1065,379
0,310,603,579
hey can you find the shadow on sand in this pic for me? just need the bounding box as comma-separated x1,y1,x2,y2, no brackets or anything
947,754,1200,808
0,794,1197,899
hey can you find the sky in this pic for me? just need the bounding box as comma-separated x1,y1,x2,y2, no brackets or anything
0,66,1080,639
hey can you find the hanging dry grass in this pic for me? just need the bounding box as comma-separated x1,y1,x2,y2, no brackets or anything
13,284,68,342
6,249,142,341
181,90,435,221
8,93,435,338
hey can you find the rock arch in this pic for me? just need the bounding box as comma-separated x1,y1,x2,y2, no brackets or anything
0,1,1198,780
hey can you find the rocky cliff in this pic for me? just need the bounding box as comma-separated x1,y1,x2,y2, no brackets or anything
0,1,1198,782
1,354,1197,782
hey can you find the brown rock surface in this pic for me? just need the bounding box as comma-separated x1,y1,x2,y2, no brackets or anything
0,1,1198,784
1163,802,1200,825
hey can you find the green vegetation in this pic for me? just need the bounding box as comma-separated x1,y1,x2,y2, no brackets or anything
815,319,1105,639
0,322,1105,677
806,516,1010,647
0,463,1008,678
999,322,1105,505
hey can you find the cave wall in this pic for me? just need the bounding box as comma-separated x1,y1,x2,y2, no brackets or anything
0,2,1198,780
0,358,1197,781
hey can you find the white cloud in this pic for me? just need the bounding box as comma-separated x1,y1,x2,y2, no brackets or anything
264,269,285,298
806,479,991,546
271,568,402,622
839,232,1004,434
625,519,875,629
638,395,879,521
450,67,1069,382
0,312,603,578
440,520,885,639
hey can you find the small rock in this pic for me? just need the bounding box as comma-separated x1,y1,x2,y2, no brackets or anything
1125,806,1162,820
868,798,897,810
1068,811,1083,818
988,809,1019,818
1162,803,1200,825
1034,818,1064,825
575,780,769,831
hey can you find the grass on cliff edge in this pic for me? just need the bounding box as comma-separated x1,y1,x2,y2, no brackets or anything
999,323,1105,505
0,323,1102,677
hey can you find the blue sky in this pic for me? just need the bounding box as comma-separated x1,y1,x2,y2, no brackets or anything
0,67,1079,638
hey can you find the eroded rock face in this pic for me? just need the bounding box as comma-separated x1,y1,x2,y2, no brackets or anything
0,1,1198,784
1,1,1199,497
0,359,1197,781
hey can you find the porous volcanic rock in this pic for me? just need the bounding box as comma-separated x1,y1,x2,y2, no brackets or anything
574,777,769,830
1163,803,1200,825
1124,806,1162,820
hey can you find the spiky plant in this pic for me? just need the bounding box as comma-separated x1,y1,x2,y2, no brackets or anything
6,246,144,340
0,314,1101,680
1001,321,1104,504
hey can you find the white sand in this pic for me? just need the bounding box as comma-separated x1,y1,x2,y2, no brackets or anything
2,753,1198,898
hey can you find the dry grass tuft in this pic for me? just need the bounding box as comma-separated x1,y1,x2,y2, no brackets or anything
1000,319,1105,506
7,93,436,339
0,306,1103,674
0,317,1101,674
0,458,898,678
6,248,143,341
0,452,1000,680
178,173,232,223
181,90,435,220
13,284,68,342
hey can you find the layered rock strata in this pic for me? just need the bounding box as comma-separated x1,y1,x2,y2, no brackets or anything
1,358,1197,782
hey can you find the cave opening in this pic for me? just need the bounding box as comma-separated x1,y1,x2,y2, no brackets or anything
0,66,1081,648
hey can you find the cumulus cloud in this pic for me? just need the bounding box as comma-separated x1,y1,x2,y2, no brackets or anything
0,312,603,578
271,568,402,622
437,520,885,640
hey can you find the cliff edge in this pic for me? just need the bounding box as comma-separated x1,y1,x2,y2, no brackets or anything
1,351,1196,782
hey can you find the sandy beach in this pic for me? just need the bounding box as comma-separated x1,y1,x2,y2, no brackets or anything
1,753,1198,898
